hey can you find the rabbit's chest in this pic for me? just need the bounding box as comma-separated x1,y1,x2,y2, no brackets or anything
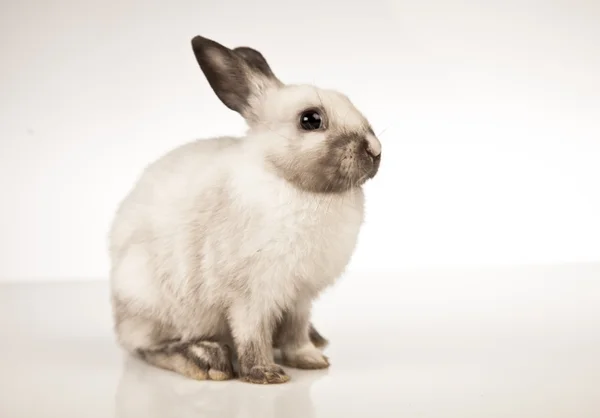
266,201,361,290
225,176,365,293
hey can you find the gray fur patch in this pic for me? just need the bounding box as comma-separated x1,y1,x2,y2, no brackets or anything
191,36,280,117
308,324,329,348
269,129,380,194
236,339,269,375
137,339,234,380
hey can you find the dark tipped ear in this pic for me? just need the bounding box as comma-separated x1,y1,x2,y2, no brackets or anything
233,47,278,80
191,36,280,116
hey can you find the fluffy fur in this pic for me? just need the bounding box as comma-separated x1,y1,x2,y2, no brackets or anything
109,35,382,384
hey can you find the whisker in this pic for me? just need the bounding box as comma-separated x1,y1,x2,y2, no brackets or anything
377,126,390,137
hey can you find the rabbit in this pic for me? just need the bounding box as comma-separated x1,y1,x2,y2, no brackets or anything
109,34,382,385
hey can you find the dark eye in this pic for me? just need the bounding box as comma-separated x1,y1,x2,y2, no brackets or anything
300,110,323,131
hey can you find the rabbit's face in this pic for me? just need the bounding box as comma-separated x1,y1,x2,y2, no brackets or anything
191,35,381,194
256,86,381,193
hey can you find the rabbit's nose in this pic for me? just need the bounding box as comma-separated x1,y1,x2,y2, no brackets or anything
364,134,382,159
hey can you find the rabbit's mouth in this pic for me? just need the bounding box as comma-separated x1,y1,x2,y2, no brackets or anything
327,131,381,188
268,131,381,194
364,153,381,180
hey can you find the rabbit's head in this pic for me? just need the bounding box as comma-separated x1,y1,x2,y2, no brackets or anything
192,36,381,194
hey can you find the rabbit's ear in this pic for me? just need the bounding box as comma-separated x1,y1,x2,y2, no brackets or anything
191,36,281,117
233,47,278,80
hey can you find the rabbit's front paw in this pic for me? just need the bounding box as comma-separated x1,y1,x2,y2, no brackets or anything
241,364,290,384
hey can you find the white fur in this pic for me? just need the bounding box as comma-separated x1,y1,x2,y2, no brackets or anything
109,39,377,367
109,133,365,342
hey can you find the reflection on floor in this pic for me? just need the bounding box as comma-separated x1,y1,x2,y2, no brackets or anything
1,264,599,417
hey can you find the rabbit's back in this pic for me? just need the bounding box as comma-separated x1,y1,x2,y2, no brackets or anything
109,136,239,260
109,137,242,337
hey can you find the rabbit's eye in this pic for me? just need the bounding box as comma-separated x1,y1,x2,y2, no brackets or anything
300,110,323,131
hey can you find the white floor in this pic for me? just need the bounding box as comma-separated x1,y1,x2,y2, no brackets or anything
1,264,599,418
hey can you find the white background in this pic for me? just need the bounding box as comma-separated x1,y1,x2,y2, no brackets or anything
1,3,599,416
1,0,599,281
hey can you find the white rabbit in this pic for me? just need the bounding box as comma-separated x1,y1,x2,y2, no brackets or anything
109,35,382,384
